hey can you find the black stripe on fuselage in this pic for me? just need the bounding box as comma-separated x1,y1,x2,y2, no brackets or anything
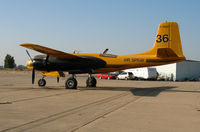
146,59,179,63
38,55,107,72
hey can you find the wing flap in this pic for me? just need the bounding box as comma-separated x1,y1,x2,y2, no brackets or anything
20,43,79,59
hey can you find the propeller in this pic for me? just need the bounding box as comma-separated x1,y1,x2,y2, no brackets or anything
26,50,35,84
45,55,49,72
32,68,35,84
26,50,33,61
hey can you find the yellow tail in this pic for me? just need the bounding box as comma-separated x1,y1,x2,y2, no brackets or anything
144,22,185,58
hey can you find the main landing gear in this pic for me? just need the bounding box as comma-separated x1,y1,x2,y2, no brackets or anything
65,74,97,89
65,76,77,89
86,75,97,87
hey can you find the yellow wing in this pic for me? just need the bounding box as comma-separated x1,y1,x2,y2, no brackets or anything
20,43,79,59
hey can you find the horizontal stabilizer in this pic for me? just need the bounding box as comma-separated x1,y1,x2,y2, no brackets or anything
157,48,178,58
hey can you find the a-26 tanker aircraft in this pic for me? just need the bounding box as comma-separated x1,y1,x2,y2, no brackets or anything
21,22,186,89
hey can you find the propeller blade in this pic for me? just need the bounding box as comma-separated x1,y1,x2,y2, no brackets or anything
45,55,49,72
32,68,35,84
26,50,33,61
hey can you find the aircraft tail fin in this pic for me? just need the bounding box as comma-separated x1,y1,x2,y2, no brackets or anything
144,22,185,59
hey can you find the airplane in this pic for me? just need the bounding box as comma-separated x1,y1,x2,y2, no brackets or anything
20,22,186,89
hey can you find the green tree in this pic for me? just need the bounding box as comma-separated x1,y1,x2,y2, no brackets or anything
4,54,16,68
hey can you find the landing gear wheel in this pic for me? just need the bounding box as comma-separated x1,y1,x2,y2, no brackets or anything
65,78,77,89
86,76,97,87
38,79,46,87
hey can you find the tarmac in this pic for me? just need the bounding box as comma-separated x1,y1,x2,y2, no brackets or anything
0,70,200,132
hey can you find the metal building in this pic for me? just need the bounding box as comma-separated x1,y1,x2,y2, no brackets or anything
155,60,200,81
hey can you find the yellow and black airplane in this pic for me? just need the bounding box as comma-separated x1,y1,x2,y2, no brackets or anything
21,22,186,89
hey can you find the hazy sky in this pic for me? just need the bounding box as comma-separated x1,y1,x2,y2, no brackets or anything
0,0,200,65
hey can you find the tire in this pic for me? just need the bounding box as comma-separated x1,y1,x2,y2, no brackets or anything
86,76,97,87
65,78,77,89
38,79,46,87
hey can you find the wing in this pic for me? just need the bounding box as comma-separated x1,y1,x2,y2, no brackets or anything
20,43,79,59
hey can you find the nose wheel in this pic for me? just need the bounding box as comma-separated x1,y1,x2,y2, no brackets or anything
38,78,46,87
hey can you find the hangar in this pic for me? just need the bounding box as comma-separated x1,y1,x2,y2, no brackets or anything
155,60,200,81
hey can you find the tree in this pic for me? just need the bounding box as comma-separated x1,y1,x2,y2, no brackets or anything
4,54,16,68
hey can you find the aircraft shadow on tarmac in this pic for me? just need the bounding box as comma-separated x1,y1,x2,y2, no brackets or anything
84,86,200,97
79,86,177,97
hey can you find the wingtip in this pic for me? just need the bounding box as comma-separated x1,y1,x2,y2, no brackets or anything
20,43,29,47
20,43,35,47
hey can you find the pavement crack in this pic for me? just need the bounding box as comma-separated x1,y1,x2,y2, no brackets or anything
10,90,82,103
0,102,12,104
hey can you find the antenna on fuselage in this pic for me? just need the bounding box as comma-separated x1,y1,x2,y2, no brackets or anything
103,48,109,54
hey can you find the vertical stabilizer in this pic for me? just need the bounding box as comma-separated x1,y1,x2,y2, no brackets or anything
145,22,185,58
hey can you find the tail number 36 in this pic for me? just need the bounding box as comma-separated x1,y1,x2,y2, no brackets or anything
156,34,169,43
